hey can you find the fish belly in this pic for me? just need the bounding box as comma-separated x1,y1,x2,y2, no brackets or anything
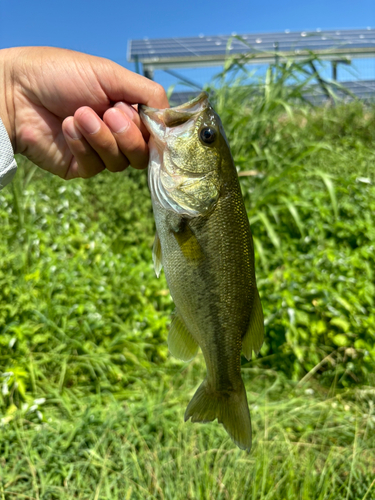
154,191,255,390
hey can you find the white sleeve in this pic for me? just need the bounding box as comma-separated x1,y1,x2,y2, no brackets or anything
0,117,17,190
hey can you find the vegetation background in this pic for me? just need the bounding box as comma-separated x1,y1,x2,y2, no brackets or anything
1,57,375,499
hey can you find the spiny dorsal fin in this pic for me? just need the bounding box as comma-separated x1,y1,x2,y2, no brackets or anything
242,288,264,360
152,232,163,278
168,311,199,361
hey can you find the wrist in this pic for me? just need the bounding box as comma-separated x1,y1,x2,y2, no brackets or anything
0,48,16,153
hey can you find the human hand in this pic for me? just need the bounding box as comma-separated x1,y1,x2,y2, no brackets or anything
0,47,169,179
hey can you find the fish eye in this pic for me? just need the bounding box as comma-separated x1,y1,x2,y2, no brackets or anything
199,126,216,144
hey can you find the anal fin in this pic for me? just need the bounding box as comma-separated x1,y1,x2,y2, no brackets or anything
168,311,199,361
242,287,264,360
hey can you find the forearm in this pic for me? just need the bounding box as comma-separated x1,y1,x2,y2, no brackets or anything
0,49,17,190
0,48,16,152
0,117,17,190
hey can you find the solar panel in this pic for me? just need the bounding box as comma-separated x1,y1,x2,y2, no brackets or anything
128,28,375,69
304,79,375,103
169,80,375,106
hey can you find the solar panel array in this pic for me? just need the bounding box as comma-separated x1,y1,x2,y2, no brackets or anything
169,80,375,106
128,28,375,64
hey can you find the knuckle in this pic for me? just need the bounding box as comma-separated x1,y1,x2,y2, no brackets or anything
152,84,168,106
107,162,129,173
79,162,103,179
123,143,148,164
127,141,145,155
79,170,94,179
97,136,116,152
105,154,130,172
75,149,104,174
133,157,149,170
79,147,96,160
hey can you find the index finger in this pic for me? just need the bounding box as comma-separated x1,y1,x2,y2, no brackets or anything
95,59,170,109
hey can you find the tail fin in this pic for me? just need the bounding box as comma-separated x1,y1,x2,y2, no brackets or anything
184,379,252,452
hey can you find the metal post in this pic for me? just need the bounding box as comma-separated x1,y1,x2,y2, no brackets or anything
134,55,140,75
273,41,279,67
332,61,337,81
309,61,331,99
143,67,154,80
163,69,202,90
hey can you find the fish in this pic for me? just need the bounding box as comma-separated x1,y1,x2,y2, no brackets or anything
139,92,264,452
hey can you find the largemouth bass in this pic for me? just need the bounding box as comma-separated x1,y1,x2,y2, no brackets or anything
139,92,264,452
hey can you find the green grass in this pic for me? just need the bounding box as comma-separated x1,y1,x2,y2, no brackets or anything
1,363,375,499
1,58,375,498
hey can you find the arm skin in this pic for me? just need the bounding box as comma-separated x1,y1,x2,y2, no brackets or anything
0,46,169,179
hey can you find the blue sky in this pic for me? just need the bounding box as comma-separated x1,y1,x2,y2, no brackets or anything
2,0,375,88
2,0,374,67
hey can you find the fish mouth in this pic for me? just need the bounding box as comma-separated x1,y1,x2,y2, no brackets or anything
139,91,209,140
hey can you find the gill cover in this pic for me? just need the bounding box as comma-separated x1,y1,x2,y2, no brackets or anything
140,92,221,218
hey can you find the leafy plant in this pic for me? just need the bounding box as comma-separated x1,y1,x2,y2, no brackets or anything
1,54,375,499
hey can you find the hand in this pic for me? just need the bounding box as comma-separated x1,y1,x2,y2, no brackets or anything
0,47,169,179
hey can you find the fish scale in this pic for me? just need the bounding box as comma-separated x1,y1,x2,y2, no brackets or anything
140,92,264,452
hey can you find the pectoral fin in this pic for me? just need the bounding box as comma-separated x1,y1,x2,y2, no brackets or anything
242,288,264,360
168,311,199,361
166,214,205,263
174,225,204,263
152,232,163,278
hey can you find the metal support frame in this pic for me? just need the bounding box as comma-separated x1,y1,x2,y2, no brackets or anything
143,67,154,80
331,59,351,81
140,47,375,73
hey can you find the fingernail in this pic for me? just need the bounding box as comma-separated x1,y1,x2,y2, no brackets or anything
77,108,101,134
114,102,136,120
106,108,130,133
64,119,82,140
